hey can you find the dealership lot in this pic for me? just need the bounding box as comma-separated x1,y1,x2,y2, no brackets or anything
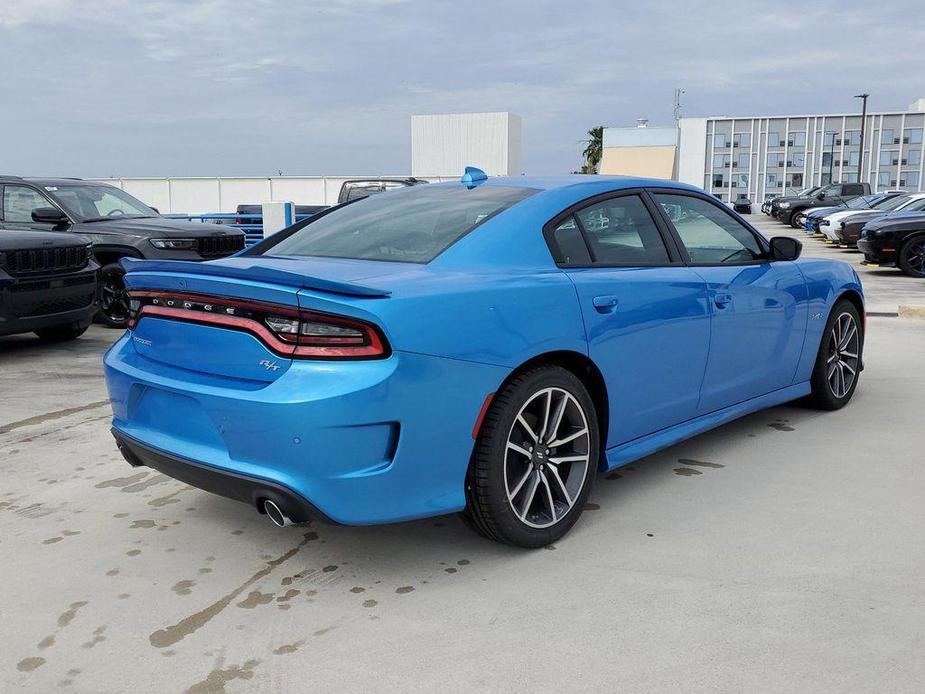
2,247,924,692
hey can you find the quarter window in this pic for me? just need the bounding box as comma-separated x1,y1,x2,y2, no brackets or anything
551,217,591,265
2,186,54,223
653,194,764,265
573,195,670,265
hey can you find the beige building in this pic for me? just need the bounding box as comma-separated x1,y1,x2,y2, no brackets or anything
599,124,678,179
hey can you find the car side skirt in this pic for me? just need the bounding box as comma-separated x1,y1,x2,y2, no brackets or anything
604,382,811,470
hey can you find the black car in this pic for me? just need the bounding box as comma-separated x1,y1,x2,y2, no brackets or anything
834,195,925,246
858,211,925,277
775,182,870,227
0,177,246,327
767,186,822,217
0,229,99,341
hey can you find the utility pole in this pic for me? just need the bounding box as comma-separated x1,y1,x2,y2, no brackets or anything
673,88,685,124
854,93,869,182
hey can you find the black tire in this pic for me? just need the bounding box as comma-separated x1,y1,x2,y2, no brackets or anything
34,324,88,343
98,262,130,328
897,235,925,278
464,365,599,548
808,299,863,410
790,210,806,229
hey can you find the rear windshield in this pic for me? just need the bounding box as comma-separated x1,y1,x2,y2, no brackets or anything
262,184,536,263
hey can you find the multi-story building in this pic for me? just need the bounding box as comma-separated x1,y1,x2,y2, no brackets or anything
602,98,925,202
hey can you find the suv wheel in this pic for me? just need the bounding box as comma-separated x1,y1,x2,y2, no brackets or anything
99,263,130,328
897,236,925,278
464,366,599,548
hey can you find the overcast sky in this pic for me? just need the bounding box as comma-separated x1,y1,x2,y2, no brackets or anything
1,0,923,178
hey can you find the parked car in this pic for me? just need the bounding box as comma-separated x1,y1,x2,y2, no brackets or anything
105,171,864,548
337,177,427,204
805,193,903,236
730,194,752,214
775,182,870,227
0,177,246,327
768,187,822,217
0,229,99,341
835,194,925,246
858,209,925,277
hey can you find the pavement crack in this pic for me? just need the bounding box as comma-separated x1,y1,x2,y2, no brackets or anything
149,532,316,648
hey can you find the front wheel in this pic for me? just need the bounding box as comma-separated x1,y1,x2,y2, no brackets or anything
809,300,863,410
464,366,599,548
791,211,806,229
897,236,925,278
98,263,130,328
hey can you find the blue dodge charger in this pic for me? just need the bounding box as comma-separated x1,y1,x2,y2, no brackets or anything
104,170,864,548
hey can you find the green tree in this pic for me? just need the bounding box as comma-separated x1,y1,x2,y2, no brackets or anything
581,126,604,174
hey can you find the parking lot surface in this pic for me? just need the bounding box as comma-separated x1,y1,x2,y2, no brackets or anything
2,256,924,692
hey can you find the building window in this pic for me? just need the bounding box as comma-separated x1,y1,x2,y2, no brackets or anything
733,174,748,189
713,154,730,168
766,173,780,188
735,153,749,169
845,173,859,183
767,152,784,168
820,173,832,185
848,151,860,167
733,132,751,148
908,149,922,167
714,133,727,148
768,132,781,147
786,173,804,188
880,150,898,166
902,172,920,188
881,129,895,145
845,130,861,146
823,131,837,146
713,173,725,188
906,129,923,145
791,151,805,168
878,172,891,187
790,131,806,147
822,152,833,169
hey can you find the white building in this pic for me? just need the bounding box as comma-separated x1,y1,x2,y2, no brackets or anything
411,112,522,177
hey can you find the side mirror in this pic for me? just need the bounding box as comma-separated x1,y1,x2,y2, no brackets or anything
769,236,802,261
31,207,69,225
816,192,826,200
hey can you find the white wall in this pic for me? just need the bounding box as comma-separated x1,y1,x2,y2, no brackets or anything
89,175,453,214
677,118,708,188
411,112,522,177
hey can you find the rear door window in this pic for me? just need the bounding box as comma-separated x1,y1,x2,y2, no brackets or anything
573,195,670,265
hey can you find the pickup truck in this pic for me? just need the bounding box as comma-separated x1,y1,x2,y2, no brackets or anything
774,182,871,227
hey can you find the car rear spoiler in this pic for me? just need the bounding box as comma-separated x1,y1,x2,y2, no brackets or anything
119,258,391,298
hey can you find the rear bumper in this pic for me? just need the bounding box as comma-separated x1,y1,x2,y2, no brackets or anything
104,333,510,525
113,429,334,523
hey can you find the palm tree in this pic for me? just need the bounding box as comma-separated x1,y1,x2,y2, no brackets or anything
581,126,604,174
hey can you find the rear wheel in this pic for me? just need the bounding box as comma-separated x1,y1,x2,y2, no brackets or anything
465,366,599,548
34,325,88,343
809,300,862,410
897,236,925,278
98,263,130,328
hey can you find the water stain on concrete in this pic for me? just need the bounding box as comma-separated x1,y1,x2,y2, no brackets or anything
314,626,335,637
172,580,196,596
0,400,109,435
322,565,338,573
350,586,366,593
584,503,601,510
42,536,63,545
677,459,725,469
81,626,107,649
276,589,300,603
62,530,80,536
149,533,315,648
95,472,148,489
237,590,275,609
363,599,378,608
37,635,55,650
130,520,157,529
184,657,260,694
769,421,795,432
395,586,415,594
58,601,88,627
126,549,142,557
122,475,169,493
457,559,470,566
16,657,45,672
605,472,622,480
444,568,457,574
673,468,702,476
273,640,305,655
148,486,191,508
106,569,120,577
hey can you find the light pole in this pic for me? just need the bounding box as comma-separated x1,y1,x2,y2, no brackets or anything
854,93,869,182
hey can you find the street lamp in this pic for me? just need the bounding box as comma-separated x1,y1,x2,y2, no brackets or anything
855,93,869,182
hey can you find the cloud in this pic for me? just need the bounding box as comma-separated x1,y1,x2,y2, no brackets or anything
1,0,923,176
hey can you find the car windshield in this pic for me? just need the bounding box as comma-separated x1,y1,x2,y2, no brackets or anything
800,187,821,196
880,195,914,211
262,184,537,263
48,184,157,222
899,197,925,212
846,195,883,209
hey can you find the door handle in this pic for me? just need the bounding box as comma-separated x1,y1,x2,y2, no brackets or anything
713,292,733,308
592,295,620,313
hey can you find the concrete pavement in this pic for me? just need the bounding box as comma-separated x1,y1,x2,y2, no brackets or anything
2,316,924,693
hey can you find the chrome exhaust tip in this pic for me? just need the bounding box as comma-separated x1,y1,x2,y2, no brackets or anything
262,499,292,527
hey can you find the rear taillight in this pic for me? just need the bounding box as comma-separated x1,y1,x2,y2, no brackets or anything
127,291,388,360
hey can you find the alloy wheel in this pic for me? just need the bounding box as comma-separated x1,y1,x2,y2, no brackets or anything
100,269,130,325
504,387,590,529
905,240,925,276
826,312,860,399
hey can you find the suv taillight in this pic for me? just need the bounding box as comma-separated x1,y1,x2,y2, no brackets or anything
127,291,388,359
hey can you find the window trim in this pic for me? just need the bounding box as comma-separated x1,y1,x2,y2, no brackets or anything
0,183,73,226
542,188,685,269
644,188,773,267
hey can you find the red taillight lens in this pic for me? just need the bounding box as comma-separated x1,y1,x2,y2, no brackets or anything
127,291,389,360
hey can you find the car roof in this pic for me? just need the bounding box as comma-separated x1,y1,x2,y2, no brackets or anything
450,174,701,194
18,178,106,187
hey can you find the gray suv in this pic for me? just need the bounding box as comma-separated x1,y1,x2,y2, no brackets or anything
0,177,245,327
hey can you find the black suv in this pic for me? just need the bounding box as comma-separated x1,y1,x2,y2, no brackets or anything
0,177,246,327
774,182,870,227
1,229,99,342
